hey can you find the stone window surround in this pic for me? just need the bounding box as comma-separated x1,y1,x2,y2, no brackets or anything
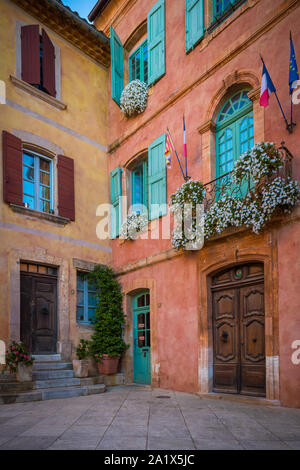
10,130,70,224
14,19,65,109
72,258,106,332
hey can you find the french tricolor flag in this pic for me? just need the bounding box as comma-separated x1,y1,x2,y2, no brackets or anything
260,62,276,107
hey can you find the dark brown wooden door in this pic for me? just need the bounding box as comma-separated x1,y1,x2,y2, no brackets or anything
21,274,57,354
212,264,265,397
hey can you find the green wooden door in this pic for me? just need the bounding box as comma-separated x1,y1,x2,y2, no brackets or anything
133,291,151,384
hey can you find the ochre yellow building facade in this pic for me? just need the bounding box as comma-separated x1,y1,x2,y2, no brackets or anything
0,0,111,360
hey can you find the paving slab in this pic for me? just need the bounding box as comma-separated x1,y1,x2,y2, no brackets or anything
0,436,57,450
147,437,195,450
0,385,300,450
97,436,147,450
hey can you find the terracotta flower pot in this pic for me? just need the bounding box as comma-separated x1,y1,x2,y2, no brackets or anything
72,359,89,378
97,355,120,375
16,363,33,382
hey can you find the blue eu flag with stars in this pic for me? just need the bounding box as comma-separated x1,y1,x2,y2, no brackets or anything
289,34,299,94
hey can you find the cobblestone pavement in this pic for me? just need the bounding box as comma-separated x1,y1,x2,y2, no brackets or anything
0,385,300,450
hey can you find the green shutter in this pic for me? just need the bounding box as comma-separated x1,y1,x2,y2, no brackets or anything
148,134,167,220
110,167,122,238
110,26,123,105
185,0,204,53
147,0,165,85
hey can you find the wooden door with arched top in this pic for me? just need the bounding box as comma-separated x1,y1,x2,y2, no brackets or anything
212,263,265,396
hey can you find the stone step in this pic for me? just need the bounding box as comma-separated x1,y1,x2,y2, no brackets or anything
80,376,104,386
34,377,81,389
0,383,106,404
32,354,62,362
33,370,74,380
0,373,17,382
0,381,34,393
33,362,73,371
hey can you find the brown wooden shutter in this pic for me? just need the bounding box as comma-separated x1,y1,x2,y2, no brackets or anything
57,155,75,221
42,29,56,97
2,131,23,206
21,25,40,85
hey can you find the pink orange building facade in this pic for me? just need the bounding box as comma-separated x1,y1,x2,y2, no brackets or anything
90,0,300,408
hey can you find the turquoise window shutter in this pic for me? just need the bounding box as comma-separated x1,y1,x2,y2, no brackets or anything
110,167,122,238
147,0,165,85
185,0,204,53
148,134,167,220
110,26,123,105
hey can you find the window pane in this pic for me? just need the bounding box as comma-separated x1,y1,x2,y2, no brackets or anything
23,180,34,196
77,290,84,306
146,330,151,347
40,200,50,212
138,313,145,329
88,292,97,307
40,171,50,186
76,307,84,323
40,186,50,200
88,308,96,323
23,194,35,209
143,43,148,83
23,153,34,167
88,278,96,291
23,165,34,181
137,295,145,307
146,311,150,329
138,331,145,348
135,54,141,80
77,273,85,290
40,159,50,171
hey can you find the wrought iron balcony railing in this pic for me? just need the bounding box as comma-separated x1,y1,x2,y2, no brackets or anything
202,142,293,213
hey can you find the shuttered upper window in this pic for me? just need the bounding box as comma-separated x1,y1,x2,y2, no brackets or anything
129,41,148,83
110,0,165,106
21,25,56,97
2,131,75,221
131,159,148,214
22,150,53,213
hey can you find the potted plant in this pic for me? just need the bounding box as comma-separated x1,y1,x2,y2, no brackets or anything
89,265,128,375
4,341,34,382
72,339,90,378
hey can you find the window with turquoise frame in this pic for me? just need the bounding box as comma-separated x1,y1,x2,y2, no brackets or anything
131,160,148,214
22,150,53,213
129,40,148,83
211,0,246,29
216,90,254,195
76,272,97,324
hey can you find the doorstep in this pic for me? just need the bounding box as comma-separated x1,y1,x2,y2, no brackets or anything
197,392,280,406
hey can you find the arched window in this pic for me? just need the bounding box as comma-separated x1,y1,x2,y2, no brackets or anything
216,89,254,179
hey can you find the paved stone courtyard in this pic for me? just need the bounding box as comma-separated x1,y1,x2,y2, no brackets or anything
0,385,300,450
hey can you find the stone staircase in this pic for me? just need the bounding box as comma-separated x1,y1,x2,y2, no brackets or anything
0,354,106,404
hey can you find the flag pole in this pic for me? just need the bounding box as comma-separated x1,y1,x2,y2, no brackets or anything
289,31,296,133
183,115,187,179
166,127,186,181
260,55,291,132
